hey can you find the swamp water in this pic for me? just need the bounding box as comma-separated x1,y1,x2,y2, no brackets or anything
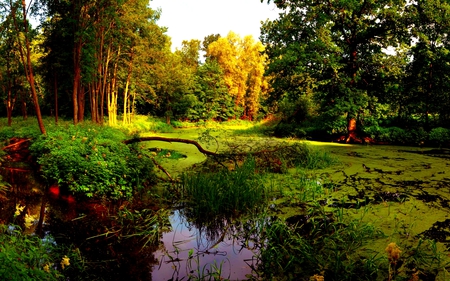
2,140,450,280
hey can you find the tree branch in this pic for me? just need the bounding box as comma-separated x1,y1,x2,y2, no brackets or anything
124,136,218,156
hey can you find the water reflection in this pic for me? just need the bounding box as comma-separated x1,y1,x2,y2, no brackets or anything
152,210,259,281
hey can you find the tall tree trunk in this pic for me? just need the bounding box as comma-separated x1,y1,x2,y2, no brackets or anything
11,0,46,134
21,90,27,120
108,46,119,126
78,85,85,122
122,50,134,126
54,73,58,124
73,38,82,125
5,63,15,126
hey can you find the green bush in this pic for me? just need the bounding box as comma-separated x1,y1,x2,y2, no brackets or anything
0,118,44,141
429,127,450,146
364,126,429,145
29,124,155,199
0,225,66,280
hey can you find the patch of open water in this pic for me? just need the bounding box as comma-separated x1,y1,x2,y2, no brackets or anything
152,210,258,280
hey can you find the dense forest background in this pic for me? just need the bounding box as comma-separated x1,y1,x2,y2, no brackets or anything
1,0,450,144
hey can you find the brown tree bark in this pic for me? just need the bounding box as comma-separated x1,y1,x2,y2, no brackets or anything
73,38,82,125
53,74,58,124
11,0,46,135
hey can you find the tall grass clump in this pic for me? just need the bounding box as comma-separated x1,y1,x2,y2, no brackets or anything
179,157,269,219
256,207,385,280
289,143,337,169
256,205,450,280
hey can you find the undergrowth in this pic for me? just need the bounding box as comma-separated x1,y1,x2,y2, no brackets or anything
29,124,155,199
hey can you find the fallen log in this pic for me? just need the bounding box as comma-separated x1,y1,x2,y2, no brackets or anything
124,136,218,156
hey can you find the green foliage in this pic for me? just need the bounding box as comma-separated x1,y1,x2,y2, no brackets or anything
29,124,155,199
0,225,67,280
257,207,384,280
185,60,236,121
0,118,44,141
363,126,428,145
261,0,408,125
429,127,450,146
179,157,270,219
146,116,174,133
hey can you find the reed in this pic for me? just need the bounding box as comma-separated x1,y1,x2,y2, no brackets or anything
179,157,270,220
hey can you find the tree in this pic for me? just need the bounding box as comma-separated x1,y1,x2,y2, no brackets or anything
177,39,201,71
260,0,409,141
202,33,220,59
148,45,194,124
404,0,450,128
0,9,20,126
190,60,234,121
207,32,268,120
9,0,46,134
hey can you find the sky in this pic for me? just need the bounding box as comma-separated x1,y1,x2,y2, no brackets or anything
149,0,281,51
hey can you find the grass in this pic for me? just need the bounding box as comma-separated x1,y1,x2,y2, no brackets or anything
178,157,272,220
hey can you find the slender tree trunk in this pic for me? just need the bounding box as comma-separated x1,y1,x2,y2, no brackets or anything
73,38,82,124
108,46,119,126
5,64,15,126
54,73,58,124
122,50,134,125
78,85,85,122
11,0,46,134
21,90,27,120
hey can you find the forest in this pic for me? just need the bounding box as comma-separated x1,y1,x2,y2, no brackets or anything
0,0,449,145
2,0,450,280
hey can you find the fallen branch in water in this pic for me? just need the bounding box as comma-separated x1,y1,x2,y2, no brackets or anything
124,136,218,156
150,157,175,182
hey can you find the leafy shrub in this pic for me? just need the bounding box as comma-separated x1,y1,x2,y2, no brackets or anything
0,225,69,280
0,118,44,141
364,126,429,145
30,125,155,199
429,127,450,146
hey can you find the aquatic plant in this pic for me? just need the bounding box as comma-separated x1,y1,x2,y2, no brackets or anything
256,205,385,280
179,157,270,220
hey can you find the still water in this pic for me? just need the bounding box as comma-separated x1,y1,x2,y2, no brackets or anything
152,210,258,280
